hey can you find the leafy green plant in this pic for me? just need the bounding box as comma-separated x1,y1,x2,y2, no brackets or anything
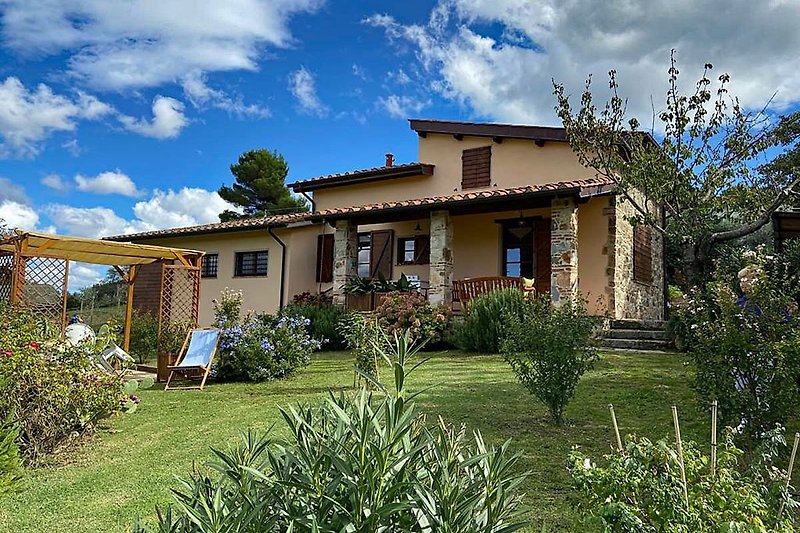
158,321,193,355
338,312,383,386
134,331,530,533
342,276,375,295
0,423,22,498
452,288,527,353
281,301,348,350
120,377,155,414
569,427,799,532
501,296,598,424
129,310,159,364
374,290,451,345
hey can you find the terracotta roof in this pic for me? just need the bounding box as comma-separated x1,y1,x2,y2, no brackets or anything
103,212,311,242
311,177,615,220
290,162,434,192
409,119,568,142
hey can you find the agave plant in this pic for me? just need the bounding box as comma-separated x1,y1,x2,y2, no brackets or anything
135,330,530,533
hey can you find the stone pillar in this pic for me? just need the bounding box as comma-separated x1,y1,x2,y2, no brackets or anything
428,210,454,306
332,220,358,306
550,197,579,305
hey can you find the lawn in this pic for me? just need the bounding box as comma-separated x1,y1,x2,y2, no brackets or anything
0,349,703,532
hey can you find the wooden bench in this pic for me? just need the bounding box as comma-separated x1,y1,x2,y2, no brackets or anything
452,276,524,307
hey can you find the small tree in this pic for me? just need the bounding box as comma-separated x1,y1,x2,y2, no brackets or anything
501,296,598,425
554,52,800,284
218,149,308,221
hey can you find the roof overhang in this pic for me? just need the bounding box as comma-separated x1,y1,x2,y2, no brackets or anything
290,163,434,193
409,119,568,143
0,230,204,266
310,178,615,225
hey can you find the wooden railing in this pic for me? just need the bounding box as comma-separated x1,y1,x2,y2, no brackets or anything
452,276,523,305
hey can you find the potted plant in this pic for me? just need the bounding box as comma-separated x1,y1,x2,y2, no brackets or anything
343,277,375,312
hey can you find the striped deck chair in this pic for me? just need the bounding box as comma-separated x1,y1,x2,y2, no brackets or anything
164,328,221,391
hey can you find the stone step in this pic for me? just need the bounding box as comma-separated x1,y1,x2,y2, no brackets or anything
610,319,667,331
605,328,668,340
600,338,673,352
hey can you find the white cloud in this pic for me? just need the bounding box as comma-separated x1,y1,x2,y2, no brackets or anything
377,95,431,118
75,170,142,197
0,200,39,230
41,174,70,192
367,1,800,125
46,187,237,238
118,96,188,139
0,77,112,157
288,67,328,116
182,71,270,118
0,177,29,204
68,263,105,292
1,0,324,91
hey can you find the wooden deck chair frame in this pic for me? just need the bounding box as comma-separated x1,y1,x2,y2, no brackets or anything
164,327,221,391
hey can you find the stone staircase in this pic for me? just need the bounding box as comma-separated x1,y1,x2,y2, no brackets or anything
600,319,674,352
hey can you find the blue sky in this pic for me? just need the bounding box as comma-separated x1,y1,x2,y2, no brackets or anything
1,0,798,288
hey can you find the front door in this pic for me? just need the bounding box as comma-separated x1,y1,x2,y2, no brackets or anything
501,218,551,295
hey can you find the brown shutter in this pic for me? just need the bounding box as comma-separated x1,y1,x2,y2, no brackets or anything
369,230,394,279
414,235,430,265
316,233,334,283
461,146,491,189
535,219,551,296
633,225,653,283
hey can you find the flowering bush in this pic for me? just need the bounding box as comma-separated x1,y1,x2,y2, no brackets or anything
212,290,317,382
374,291,451,345
282,301,348,350
0,303,127,463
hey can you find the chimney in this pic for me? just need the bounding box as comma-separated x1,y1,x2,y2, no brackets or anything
385,152,394,167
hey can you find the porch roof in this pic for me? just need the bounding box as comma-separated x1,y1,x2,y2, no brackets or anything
310,177,615,223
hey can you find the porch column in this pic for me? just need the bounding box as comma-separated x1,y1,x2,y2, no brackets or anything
550,197,579,305
332,220,358,306
428,210,454,306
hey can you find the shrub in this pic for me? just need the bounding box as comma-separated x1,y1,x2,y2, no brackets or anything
291,291,333,306
374,291,451,346
569,427,798,532
338,313,383,386
0,424,22,498
0,303,126,463
452,288,526,353
129,310,158,364
282,302,347,350
134,332,530,533
212,290,318,382
501,296,598,424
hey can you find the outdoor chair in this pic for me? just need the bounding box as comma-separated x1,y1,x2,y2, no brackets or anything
164,328,221,391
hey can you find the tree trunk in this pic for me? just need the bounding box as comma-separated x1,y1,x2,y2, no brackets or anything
680,240,715,287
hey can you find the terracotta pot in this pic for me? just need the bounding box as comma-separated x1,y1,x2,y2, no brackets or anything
156,352,178,382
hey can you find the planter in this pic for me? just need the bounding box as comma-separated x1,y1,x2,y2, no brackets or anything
156,352,178,382
346,292,374,312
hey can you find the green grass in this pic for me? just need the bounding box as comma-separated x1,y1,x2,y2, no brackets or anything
0,350,703,532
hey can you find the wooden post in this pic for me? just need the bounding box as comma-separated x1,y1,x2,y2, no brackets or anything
672,405,689,507
123,265,139,352
710,400,718,479
609,404,623,452
778,432,800,519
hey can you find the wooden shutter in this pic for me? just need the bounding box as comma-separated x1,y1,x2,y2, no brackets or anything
369,230,394,279
316,233,334,283
535,219,551,296
414,235,430,265
633,225,653,284
461,146,491,189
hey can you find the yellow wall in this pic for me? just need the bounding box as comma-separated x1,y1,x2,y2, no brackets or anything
282,223,334,300
313,134,595,211
139,231,284,325
577,197,611,315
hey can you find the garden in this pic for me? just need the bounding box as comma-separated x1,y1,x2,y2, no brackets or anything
0,236,798,532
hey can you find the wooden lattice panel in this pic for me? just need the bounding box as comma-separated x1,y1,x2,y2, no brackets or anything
18,255,68,328
0,253,13,304
158,265,200,352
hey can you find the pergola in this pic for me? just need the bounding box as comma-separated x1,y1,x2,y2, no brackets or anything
0,230,204,351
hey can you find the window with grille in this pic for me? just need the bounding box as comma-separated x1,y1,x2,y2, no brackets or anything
633,225,653,284
201,253,218,278
234,250,268,277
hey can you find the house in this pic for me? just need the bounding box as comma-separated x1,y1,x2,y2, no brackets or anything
106,119,665,325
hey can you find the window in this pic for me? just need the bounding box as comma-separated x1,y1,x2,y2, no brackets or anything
234,250,268,277
397,236,430,265
201,253,218,278
502,220,534,278
633,225,653,284
461,145,491,189
357,233,371,278
316,234,334,283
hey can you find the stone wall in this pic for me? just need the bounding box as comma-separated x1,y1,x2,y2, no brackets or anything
612,194,665,321
332,220,357,306
550,198,579,304
428,210,454,306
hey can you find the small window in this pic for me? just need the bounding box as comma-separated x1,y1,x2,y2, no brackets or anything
234,250,268,277
201,253,218,278
633,225,653,284
357,233,371,278
461,145,491,189
397,236,430,265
